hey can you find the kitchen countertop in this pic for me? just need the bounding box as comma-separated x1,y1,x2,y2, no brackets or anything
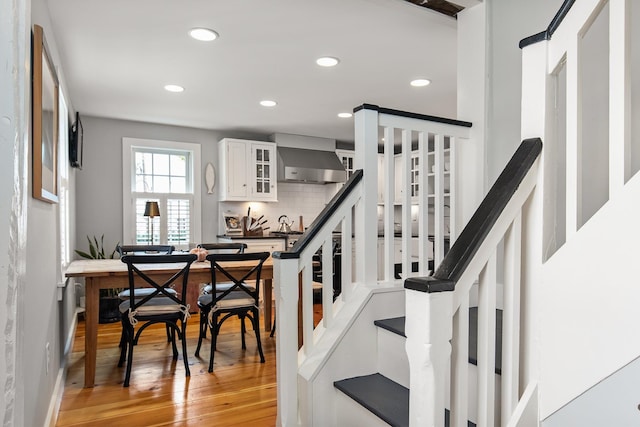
217,233,288,240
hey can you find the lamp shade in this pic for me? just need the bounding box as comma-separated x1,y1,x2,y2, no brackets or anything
144,201,160,217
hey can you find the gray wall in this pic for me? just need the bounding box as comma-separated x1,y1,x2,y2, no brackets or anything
75,116,266,252
12,0,81,424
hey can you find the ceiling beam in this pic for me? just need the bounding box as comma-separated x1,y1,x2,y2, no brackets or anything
450,0,482,8
404,0,482,17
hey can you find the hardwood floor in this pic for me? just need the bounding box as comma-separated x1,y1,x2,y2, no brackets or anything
56,314,278,426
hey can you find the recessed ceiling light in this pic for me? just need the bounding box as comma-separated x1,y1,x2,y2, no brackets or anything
164,84,185,93
410,78,431,87
316,56,340,67
260,100,277,107
338,112,352,118
189,28,219,42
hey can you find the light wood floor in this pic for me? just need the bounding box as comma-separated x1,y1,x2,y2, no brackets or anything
56,313,278,426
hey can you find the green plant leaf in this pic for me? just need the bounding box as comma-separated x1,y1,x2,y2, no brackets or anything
93,236,103,259
78,234,119,260
74,249,93,259
87,236,98,258
109,241,120,259
99,234,106,258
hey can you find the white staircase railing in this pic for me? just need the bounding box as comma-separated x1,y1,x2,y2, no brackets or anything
273,170,363,427
404,139,542,426
355,104,473,286
273,104,474,426
275,0,635,423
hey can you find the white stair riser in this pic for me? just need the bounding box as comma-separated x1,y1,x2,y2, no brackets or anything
376,327,410,388
374,325,503,426
335,388,395,427
465,363,502,425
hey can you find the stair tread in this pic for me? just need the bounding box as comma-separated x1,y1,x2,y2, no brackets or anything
374,317,406,337
334,373,409,427
335,373,476,427
375,308,503,374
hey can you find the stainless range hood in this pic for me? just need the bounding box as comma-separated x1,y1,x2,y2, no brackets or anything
277,147,346,184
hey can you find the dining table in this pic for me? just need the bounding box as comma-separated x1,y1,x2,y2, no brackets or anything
65,257,273,388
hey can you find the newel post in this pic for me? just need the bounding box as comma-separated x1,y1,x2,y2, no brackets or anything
273,254,300,426
405,286,453,427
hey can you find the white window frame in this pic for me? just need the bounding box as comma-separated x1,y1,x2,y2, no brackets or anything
122,137,201,249
58,91,71,277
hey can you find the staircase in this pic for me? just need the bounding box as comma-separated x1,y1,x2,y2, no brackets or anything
274,0,640,425
334,309,502,427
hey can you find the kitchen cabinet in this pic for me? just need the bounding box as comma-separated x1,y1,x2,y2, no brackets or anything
217,236,285,253
335,149,355,179
394,152,420,204
377,237,425,280
427,148,451,200
218,138,277,202
377,154,385,203
242,239,285,254
393,147,454,205
337,149,387,203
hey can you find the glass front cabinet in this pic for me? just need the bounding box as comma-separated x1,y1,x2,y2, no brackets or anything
218,138,277,202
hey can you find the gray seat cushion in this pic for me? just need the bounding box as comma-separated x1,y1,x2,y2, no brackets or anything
119,297,185,316
202,282,255,294
118,287,177,300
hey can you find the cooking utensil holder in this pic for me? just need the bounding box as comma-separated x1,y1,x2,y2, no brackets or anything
242,216,263,236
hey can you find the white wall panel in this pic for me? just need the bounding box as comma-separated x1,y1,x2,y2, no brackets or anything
540,171,640,418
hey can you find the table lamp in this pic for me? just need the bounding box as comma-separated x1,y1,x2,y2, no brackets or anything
143,201,160,244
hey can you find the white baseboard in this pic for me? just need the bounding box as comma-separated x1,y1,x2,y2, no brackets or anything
44,309,80,427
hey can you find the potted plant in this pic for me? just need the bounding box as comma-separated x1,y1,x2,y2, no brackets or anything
75,235,122,323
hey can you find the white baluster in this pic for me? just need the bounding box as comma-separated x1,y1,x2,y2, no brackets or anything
405,288,453,427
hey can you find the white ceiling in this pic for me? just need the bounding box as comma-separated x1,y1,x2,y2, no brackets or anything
47,0,458,144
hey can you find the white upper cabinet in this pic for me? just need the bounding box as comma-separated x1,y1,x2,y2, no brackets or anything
427,148,451,199
377,154,385,204
336,149,386,203
218,138,277,202
394,152,420,204
335,149,355,179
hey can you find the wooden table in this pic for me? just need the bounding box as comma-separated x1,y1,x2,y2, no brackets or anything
65,258,273,388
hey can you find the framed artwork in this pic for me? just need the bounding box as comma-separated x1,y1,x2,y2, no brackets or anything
223,213,242,234
32,24,59,203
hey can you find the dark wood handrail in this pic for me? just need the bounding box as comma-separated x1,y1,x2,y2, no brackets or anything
273,169,363,260
354,104,472,128
405,138,543,293
519,0,576,48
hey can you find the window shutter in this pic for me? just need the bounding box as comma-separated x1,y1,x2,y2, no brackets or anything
167,198,191,246
135,197,160,245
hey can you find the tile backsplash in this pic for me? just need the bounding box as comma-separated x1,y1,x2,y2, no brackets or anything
219,182,337,234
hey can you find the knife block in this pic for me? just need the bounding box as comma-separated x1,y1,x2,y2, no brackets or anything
242,216,264,236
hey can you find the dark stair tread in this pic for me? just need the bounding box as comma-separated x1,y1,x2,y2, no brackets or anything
334,373,409,427
375,308,503,375
334,373,476,427
374,317,406,337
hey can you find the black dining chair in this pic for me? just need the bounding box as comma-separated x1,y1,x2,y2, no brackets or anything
195,243,248,342
195,251,269,372
197,242,247,294
118,253,197,387
116,244,176,300
117,244,175,256
116,244,177,344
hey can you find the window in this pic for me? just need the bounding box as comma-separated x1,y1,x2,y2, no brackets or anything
59,92,71,275
123,138,201,250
